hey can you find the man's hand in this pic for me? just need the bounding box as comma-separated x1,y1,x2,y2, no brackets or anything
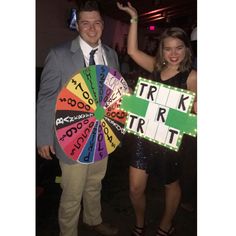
37,145,55,160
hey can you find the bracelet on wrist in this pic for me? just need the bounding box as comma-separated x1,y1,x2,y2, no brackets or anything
130,17,138,23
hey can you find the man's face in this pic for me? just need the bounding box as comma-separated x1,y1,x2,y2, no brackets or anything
77,11,104,47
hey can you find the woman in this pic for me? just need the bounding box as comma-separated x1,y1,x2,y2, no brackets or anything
117,2,197,236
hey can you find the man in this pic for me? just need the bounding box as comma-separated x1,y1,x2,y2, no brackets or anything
37,1,119,236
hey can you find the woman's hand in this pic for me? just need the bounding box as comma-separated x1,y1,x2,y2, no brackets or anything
117,1,138,18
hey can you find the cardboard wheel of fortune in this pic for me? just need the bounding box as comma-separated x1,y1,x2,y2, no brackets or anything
54,65,129,164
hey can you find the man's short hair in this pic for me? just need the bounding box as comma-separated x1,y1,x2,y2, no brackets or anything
78,0,101,15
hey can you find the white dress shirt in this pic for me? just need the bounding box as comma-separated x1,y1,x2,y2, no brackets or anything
79,36,107,66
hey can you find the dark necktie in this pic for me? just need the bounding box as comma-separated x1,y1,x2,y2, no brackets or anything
89,49,98,66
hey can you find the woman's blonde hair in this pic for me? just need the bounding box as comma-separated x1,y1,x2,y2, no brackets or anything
154,27,192,72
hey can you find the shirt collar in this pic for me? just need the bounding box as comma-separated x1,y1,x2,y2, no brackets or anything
79,36,102,56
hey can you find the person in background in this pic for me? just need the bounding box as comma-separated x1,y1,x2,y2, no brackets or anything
37,1,119,235
179,25,197,212
190,26,197,69
121,54,131,75
117,2,197,236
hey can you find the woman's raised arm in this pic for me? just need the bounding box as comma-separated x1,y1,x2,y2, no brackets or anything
117,2,155,72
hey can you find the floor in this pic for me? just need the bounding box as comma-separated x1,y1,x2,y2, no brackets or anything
36,135,197,236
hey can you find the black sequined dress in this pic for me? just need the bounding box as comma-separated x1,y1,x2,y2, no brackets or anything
130,69,192,184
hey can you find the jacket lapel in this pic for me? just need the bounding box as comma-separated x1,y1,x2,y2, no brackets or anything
102,44,119,71
103,45,112,67
70,37,85,71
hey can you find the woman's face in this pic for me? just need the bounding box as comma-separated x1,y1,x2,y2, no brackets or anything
162,37,186,67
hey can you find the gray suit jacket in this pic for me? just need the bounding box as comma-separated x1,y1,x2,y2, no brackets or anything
37,36,120,164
